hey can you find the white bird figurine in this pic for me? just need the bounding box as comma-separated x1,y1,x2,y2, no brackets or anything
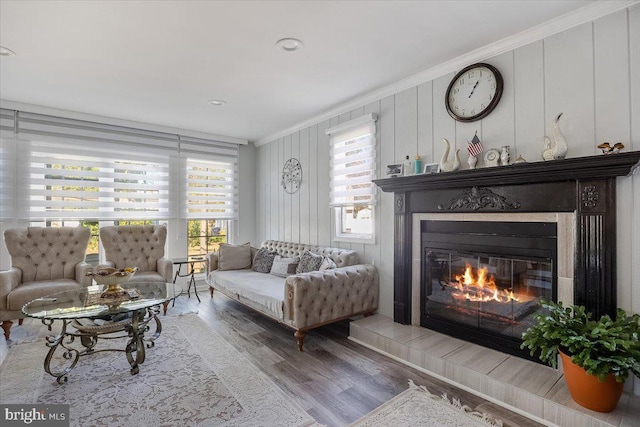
542,113,568,161
439,138,460,172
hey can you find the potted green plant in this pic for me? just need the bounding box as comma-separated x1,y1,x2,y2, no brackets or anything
521,300,640,412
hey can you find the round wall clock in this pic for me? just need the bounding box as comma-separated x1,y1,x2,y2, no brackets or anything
445,63,503,122
281,158,302,194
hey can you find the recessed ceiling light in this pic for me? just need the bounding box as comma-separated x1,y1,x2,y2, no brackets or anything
276,38,304,52
208,99,226,106
0,46,16,56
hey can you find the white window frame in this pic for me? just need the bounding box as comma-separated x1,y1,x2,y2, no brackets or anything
333,205,375,244
327,113,377,245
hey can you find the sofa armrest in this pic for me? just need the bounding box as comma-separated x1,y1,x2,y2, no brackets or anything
284,264,379,330
206,252,219,275
0,268,22,309
157,257,174,283
75,262,94,286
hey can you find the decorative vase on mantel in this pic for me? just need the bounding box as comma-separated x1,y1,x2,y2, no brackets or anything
467,155,478,169
500,146,510,166
542,113,568,161
439,138,460,172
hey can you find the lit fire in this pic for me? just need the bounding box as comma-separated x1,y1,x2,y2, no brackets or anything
449,264,520,303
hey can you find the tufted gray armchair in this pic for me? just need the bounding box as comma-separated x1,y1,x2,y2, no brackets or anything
1,226,92,341
98,225,173,312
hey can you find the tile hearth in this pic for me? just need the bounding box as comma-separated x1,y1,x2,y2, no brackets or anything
350,314,640,427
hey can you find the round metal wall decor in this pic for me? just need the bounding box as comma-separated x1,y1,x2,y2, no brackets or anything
281,158,302,194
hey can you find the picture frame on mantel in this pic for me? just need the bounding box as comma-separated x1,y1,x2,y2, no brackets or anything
386,163,403,177
423,163,439,174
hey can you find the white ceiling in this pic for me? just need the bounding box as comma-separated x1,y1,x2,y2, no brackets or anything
0,1,601,143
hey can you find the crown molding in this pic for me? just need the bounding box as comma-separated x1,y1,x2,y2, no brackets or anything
0,99,249,145
254,0,639,147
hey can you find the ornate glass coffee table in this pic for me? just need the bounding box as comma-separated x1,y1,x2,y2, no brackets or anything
22,282,174,384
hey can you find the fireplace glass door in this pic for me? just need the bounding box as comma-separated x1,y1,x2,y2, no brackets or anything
420,220,557,360
424,250,552,340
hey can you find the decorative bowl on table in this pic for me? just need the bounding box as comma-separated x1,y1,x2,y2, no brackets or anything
87,267,138,297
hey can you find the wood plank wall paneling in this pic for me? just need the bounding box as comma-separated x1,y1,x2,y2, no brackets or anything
269,138,282,239
254,5,640,323
309,124,319,246
433,73,456,170
256,145,265,242
291,132,300,244
544,22,595,158
514,41,545,164
283,134,292,242
299,128,310,246
317,120,331,247
417,82,433,164
394,87,418,171
481,52,515,165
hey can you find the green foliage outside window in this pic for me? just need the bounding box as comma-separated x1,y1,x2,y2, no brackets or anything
187,219,227,257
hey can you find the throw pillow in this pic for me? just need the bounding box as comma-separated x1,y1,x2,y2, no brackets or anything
296,250,324,274
319,256,337,270
270,255,299,278
218,242,252,271
252,247,278,273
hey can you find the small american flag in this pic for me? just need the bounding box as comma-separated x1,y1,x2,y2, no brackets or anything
467,132,483,157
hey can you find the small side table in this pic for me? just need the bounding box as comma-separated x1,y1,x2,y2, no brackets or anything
172,256,207,303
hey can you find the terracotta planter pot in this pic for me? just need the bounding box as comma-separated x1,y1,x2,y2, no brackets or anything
559,350,624,412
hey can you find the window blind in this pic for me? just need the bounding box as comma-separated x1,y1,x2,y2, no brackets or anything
17,112,179,153
327,113,377,207
180,136,238,219
0,109,16,219
19,139,171,220
0,109,240,221
0,108,16,133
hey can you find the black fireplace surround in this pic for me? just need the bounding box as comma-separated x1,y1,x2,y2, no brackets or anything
374,152,640,336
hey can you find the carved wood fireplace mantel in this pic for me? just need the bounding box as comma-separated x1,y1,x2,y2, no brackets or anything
373,152,640,325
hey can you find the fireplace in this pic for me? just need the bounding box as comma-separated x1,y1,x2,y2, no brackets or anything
421,220,556,360
373,152,640,359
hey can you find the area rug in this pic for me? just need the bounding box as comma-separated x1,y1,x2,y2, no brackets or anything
349,380,503,427
0,313,320,427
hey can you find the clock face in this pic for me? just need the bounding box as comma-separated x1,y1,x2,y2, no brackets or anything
445,63,503,122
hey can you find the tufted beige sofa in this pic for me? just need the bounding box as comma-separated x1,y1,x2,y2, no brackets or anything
206,240,379,351
0,226,93,340
98,225,173,284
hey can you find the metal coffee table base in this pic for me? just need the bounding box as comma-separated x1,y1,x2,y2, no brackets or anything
42,306,162,384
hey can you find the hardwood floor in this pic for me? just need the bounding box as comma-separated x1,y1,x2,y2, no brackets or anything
177,289,545,427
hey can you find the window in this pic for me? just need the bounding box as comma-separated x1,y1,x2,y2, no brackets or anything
180,136,239,220
183,158,237,219
181,137,237,273
187,219,228,273
21,140,170,220
187,219,228,255
327,113,377,243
